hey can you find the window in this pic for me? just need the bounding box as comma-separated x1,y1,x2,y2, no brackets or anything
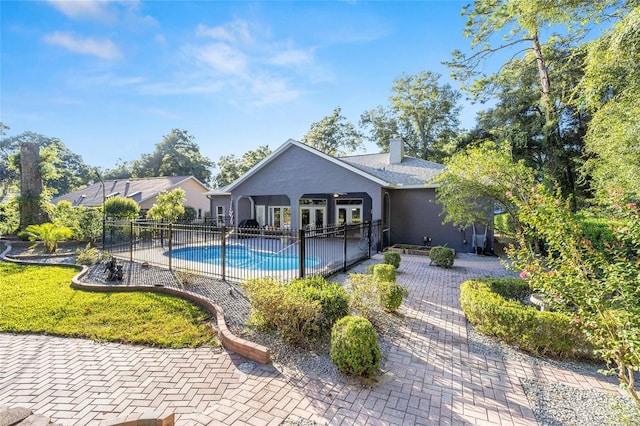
268,206,291,228
216,206,225,225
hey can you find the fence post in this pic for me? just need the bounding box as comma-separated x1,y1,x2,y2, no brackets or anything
298,229,306,278
367,221,372,258
129,221,133,263
221,225,226,281
343,223,348,272
168,222,173,271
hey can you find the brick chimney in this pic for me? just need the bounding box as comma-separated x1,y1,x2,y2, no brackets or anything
389,135,404,164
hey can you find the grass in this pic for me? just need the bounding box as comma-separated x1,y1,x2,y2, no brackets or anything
0,261,219,348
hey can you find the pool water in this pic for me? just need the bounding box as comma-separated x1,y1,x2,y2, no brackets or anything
169,245,320,271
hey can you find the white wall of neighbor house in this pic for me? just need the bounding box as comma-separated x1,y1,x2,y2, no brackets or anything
139,179,211,219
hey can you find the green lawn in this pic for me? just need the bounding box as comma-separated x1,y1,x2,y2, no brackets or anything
0,261,218,348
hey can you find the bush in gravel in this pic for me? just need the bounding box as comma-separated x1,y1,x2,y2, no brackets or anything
243,278,321,344
371,264,408,313
288,276,349,332
429,246,455,268
348,273,382,324
383,251,401,269
460,278,594,360
330,316,381,377
75,243,109,265
372,263,396,283
377,281,409,313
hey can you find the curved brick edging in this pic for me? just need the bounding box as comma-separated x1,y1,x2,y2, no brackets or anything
0,244,270,364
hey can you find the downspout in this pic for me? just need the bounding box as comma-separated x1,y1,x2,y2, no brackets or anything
248,196,255,219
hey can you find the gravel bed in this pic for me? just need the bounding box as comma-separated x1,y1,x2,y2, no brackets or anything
468,325,639,425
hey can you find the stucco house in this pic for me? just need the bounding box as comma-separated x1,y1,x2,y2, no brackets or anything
53,176,211,219
206,137,492,254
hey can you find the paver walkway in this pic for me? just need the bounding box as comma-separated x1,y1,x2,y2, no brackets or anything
0,254,624,425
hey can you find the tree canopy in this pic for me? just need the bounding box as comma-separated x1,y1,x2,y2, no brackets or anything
361,71,461,163
579,5,640,203
302,107,363,157
212,145,272,189
131,129,213,186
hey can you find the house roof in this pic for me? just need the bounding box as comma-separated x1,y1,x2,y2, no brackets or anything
53,176,209,207
339,153,446,188
208,139,445,194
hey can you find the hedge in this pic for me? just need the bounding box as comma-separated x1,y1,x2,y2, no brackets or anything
460,278,595,360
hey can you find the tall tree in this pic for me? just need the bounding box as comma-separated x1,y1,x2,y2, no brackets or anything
132,129,213,185
1,131,91,198
302,107,363,157
464,41,590,202
448,0,625,198
18,142,49,228
212,145,271,188
360,71,461,163
579,6,640,203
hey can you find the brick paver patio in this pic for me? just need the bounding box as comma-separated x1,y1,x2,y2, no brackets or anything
0,254,625,425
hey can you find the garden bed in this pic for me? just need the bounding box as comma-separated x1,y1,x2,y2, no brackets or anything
386,244,455,256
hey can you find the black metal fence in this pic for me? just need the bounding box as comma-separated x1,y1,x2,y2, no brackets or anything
103,219,382,283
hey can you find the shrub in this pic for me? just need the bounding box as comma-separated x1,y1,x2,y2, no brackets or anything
23,222,73,253
460,278,594,360
243,278,321,344
348,273,381,323
330,316,381,377
377,281,409,313
288,276,349,332
429,246,454,268
575,214,619,254
383,251,401,269
104,196,140,220
75,243,108,265
372,263,396,283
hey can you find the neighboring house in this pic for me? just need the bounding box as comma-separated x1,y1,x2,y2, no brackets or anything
53,176,211,219
206,138,492,254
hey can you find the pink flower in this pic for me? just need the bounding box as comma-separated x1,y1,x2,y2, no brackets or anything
573,317,581,324
519,271,530,280
506,191,513,198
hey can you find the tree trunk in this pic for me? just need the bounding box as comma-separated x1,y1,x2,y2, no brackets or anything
19,142,49,229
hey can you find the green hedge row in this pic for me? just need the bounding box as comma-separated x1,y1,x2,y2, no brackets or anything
460,278,595,360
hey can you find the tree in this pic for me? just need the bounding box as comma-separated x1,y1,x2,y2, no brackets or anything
360,72,461,163
390,71,461,162
132,129,213,185
212,145,272,188
1,131,93,199
579,6,640,203
18,142,49,229
462,42,590,202
302,107,363,157
435,141,537,240
447,0,625,199
507,186,640,405
104,196,140,220
146,188,186,222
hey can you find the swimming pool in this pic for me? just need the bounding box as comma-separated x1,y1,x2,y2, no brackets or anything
169,245,321,271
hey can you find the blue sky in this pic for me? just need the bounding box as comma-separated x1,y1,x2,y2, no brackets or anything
2,0,484,170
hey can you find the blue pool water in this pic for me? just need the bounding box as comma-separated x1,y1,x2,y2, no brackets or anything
169,245,320,271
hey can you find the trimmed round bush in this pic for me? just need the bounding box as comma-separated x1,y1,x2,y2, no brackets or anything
330,316,381,377
383,251,401,269
372,263,396,283
429,246,454,268
377,281,409,313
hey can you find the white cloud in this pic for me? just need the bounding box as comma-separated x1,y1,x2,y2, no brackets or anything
196,21,253,44
269,48,314,66
43,31,122,60
186,42,248,75
46,0,120,22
